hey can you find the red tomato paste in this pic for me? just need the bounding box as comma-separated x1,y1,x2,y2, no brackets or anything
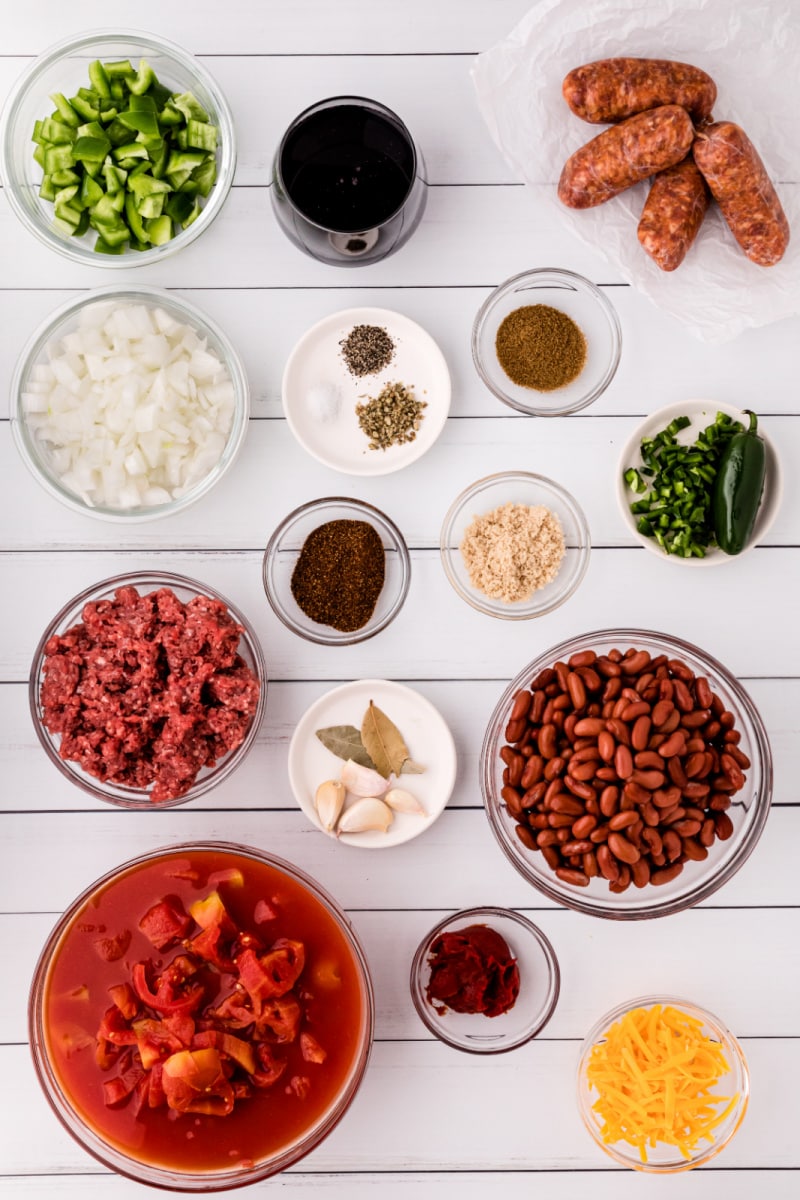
39,585,260,802
425,924,520,1018
42,848,369,1173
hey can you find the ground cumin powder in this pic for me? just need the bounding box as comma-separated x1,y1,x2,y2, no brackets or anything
460,502,565,602
495,304,586,391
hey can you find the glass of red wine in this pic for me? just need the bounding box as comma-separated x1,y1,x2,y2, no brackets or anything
271,96,427,266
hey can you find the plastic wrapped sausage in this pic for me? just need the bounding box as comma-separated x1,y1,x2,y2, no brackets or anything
692,122,790,266
637,158,710,271
558,105,695,210
563,58,717,124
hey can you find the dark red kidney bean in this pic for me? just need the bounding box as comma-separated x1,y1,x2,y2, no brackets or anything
583,850,599,878
590,823,611,844
515,823,537,850
598,731,616,762
642,827,662,856
565,777,596,802
597,844,619,881
608,832,640,864
723,728,742,744
695,676,713,708
550,793,584,816
641,802,661,827
555,867,590,887
609,863,632,893
532,668,555,689
661,806,687,825
657,731,686,758
523,781,548,808
668,757,688,788
621,650,650,675
602,677,623,702
521,756,544,790
705,719,721,739
569,650,597,669
709,793,732,811
554,661,569,691
721,754,746,791
542,845,561,870
612,697,629,720
571,760,598,782
631,715,652,750
585,796,600,817
681,709,711,729
595,766,619,782
684,752,706,779
600,785,619,817
574,717,605,736
609,810,639,831
505,717,526,743
622,701,650,722
508,756,525,787
650,852,666,867
662,830,682,861
561,840,594,856
659,709,682,735
537,830,560,847
720,710,735,728
572,814,598,838
682,781,710,800
567,672,587,709
501,785,522,808
597,655,622,677
510,689,533,722
571,745,601,764
578,667,602,692
682,836,708,862
700,818,716,847
529,813,550,830
606,718,631,745
634,750,663,770
539,723,558,759
657,680,675,704
651,863,684,886
631,858,651,888
630,769,665,789
671,819,702,837
544,779,564,807
635,671,655,695
667,658,694,682
544,757,566,782
614,744,634,779
531,690,547,723
553,693,572,712
623,781,651,806
549,813,575,829
715,811,734,840
726,745,751,770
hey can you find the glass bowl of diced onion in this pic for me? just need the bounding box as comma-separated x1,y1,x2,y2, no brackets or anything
576,995,749,1172
0,30,235,266
10,285,249,521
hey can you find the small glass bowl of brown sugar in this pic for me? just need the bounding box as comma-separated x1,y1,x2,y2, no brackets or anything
263,496,411,645
440,471,591,620
472,268,622,417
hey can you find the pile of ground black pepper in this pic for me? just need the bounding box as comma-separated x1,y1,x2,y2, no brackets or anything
340,324,396,377
355,381,427,450
290,519,385,632
495,303,587,391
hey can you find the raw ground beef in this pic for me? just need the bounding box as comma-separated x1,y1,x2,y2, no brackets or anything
39,585,261,802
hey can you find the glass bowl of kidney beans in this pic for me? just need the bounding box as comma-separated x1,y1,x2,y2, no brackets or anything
481,629,772,919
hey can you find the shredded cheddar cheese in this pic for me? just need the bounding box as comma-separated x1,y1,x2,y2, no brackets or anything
586,1004,739,1163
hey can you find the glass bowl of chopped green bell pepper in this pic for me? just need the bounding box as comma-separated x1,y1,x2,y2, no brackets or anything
616,400,783,565
0,29,235,265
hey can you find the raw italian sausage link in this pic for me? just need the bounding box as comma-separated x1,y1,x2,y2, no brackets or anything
692,121,790,266
562,58,717,124
558,105,695,210
637,157,710,271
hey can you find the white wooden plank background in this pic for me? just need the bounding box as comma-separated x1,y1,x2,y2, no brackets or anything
1,1,798,1197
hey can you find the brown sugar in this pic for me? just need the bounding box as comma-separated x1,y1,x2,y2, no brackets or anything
459,502,565,602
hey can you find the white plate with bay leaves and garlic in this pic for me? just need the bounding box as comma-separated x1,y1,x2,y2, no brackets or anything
287,679,457,848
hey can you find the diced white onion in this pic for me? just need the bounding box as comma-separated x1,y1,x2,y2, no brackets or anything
25,301,238,510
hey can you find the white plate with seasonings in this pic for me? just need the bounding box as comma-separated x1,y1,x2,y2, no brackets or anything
281,306,452,476
287,679,457,848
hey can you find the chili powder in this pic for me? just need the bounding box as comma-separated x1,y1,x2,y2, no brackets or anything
495,303,587,391
290,519,385,632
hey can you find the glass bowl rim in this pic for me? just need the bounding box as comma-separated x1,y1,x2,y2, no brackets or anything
10,283,250,523
480,626,773,918
576,992,750,1172
439,469,592,620
409,905,561,1054
27,839,375,1190
262,495,411,645
471,267,622,417
274,93,420,234
29,569,267,808
0,27,236,268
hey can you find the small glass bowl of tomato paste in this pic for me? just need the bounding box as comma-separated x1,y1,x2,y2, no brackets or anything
28,841,375,1189
29,570,267,808
409,906,560,1054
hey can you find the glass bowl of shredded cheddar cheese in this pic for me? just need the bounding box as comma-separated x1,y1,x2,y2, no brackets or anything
577,996,749,1172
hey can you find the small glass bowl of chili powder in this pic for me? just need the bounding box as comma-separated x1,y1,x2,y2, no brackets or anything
410,907,560,1054
472,268,622,417
263,496,411,645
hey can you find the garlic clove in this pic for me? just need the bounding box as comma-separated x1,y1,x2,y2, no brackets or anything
340,758,390,797
314,780,346,833
384,787,426,815
337,797,394,835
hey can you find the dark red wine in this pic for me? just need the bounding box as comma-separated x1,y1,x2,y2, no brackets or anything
280,103,415,232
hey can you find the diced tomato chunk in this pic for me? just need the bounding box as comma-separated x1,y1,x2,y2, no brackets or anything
138,898,192,950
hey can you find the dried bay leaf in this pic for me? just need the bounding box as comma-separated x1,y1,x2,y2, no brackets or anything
315,725,377,770
361,701,416,779
401,759,426,774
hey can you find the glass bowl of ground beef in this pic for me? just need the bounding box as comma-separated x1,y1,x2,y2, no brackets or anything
30,571,267,808
263,496,411,645
439,471,591,619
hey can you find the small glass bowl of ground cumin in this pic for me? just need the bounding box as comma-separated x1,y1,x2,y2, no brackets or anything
263,497,411,645
472,268,622,417
440,471,591,620
409,907,561,1054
